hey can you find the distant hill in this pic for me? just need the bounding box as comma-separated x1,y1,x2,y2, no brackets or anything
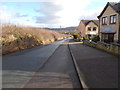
44,26,77,31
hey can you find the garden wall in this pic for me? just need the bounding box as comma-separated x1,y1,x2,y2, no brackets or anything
83,40,120,56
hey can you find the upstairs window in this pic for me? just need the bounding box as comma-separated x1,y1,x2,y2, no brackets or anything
88,27,91,31
93,27,97,31
102,16,107,25
110,15,117,24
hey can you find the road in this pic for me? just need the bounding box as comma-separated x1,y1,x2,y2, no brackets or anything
2,38,119,89
2,39,82,88
69,39,118,88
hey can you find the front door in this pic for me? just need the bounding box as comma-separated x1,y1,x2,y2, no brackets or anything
108,34,114,42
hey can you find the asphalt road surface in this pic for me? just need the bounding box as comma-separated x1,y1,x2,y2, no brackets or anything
2,39,82,88
69,39,119,88
2,38,119,89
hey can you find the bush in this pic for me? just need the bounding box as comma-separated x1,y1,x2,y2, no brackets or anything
92,35,100,42
1,24,70,54
86,37,92,40
73,33,78,39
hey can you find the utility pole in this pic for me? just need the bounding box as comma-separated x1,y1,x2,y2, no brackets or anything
60,25,61,29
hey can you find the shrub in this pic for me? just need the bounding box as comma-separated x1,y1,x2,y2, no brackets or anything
92,35,100,42
1,24,70,54
73,33,78,39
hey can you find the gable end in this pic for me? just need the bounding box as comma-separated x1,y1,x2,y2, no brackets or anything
98,2,120,18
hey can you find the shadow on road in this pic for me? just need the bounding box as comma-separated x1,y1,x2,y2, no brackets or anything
2,39,82,88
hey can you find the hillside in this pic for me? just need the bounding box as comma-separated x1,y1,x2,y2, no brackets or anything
1,24,70,55
44,26,77,31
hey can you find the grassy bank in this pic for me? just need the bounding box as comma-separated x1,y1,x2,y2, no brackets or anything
1,24,70,55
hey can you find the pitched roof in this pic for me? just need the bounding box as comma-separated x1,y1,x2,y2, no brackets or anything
98,2,120,18
109,2,120,13
81,20,99,26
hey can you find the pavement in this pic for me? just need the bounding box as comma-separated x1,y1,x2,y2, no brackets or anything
69,39,119,88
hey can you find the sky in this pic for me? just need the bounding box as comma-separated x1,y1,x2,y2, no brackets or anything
0,0,120,28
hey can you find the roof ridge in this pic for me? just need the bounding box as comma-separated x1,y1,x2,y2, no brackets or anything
81,20,99,26
81,19,98,21
98,2,120,18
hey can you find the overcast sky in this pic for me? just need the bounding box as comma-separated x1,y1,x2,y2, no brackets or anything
0,0,120,28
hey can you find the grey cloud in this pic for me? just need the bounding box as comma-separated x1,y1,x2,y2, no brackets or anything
14,13,28,18
34,2,62,24
35,2,62,15
35,15,60,24
78,12,98,20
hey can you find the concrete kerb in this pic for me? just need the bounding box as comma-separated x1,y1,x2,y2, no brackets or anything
68,44,89,90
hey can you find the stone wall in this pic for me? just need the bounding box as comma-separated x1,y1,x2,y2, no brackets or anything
83,40,120,56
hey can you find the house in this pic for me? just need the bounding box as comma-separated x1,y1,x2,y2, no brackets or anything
98,2,120,43
77,20,99,39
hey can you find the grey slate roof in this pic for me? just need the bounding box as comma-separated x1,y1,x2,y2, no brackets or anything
109,2,120,13
81,20,90,25
81,20,99,26
100,26,116,33
98,2,120,18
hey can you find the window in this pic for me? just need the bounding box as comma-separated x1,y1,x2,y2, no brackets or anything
93,27,97,31
101,33,114,43
88,27,91,31
110,15,117,24
102,16,107,25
